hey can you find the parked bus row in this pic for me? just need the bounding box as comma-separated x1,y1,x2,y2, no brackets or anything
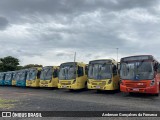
0,55,160,96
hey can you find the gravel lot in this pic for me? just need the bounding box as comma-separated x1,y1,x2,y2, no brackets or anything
0,86,160,120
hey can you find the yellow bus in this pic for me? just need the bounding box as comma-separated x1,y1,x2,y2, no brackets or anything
58,62,88,90
87,59,119,91
26,67,42,87
39,66,59,88
12,71,18,86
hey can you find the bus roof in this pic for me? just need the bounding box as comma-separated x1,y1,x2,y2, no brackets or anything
60,62,86,67
89,59,117,65
120,55,158,62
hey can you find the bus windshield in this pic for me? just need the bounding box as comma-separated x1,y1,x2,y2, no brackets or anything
88,64,112,80
12,73,16,80
120,61,154,80
27,69,37,80
5,73,12,80
59,65,76,80
15,73,20,81
19,71,27,81
40,67,53,80
0,73,4,80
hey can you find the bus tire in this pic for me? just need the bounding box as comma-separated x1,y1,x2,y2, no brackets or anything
129,92,134,95
154,93,159,96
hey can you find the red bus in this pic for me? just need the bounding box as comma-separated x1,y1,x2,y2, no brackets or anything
120,55,160,96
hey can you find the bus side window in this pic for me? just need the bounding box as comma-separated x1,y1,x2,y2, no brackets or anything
37,71,41,79
78,66,83,77
85,66,88,75
53,69,58,78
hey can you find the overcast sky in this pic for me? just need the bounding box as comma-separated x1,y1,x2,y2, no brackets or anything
0,0,160,66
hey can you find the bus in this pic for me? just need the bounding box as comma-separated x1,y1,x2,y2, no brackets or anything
120,55,160,95
39,66,59,88
26,67,42,87
16,69,28,87
4,71,13,86
0,72,6,85
58,62,88,90
12,71,17,86
87,59,119,91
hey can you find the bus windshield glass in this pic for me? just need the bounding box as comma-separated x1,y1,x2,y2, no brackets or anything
19,71,27,81
15,73,20,81
12,73,16,80
5,73,12,80
27,69,37,80
88,63,112,80
120,61,154,80
0,73,4,80
40,67,53,80
59,65,76,80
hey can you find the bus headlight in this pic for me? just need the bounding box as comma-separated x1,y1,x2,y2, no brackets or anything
150,79,155,86
108,79,112,84
72,80,76,84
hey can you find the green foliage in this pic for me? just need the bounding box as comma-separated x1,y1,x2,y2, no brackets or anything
0,56,43,72
22,64,43,69
0,56,20,72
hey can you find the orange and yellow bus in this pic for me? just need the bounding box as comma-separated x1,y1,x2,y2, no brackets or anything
39,66,59,88
87,59,119,91
120,55,160,96
58,62,88,90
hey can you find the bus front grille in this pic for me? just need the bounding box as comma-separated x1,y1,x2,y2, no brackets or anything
125,82,147,88
60,82,72,85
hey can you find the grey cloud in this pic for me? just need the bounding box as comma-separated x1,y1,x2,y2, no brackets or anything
0,0,158,25
0,16,9,30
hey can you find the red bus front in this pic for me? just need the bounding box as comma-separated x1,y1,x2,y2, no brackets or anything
120,55,160,95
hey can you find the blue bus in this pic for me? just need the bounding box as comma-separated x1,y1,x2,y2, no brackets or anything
16,69,28,87
0,72,6,85
4,71,13,86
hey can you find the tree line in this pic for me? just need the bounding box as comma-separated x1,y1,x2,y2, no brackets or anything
0,56,43,72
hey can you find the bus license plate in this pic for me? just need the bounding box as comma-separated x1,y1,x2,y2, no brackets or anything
132,88,139,91
62,85,67,88
96,86,100,89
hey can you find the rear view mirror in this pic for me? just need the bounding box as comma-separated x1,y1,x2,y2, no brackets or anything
157,64,160,73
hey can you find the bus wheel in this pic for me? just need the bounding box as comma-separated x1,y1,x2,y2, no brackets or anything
129,92,134,95
69,89,74,92
154,93,159,96
97,90,102,93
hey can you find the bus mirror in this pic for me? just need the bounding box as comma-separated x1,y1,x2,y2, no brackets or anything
157,65,160,73
154,63,159,72
112,65,117,75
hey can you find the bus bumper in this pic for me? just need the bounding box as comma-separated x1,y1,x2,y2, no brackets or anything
87,83,115,90
120,85,158,94
39,82,58,88
0,80,5,85
26,80,39,87
4,80,12,86
58,83,84,90
16,81,26,87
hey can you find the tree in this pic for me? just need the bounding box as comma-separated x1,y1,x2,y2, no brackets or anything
22,64,43,69
0,56,20,72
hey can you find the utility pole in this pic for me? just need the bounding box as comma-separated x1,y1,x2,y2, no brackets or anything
74,52,76,63
116,48,119,62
